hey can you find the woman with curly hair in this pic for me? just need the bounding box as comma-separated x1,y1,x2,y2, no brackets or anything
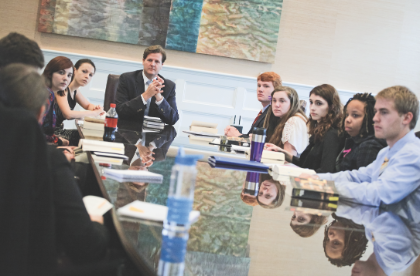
336,93,387,171
266,84,343,173
323,213,368,267
262,86,309,156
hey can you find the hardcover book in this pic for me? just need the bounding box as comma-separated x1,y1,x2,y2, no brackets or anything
290,176,339,202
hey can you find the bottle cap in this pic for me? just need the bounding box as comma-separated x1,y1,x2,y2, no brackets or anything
175,147,202,166
252,127,266,136
110,103,116,108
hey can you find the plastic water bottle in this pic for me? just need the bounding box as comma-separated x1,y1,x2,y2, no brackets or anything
103,103,118,142
158,148,202,276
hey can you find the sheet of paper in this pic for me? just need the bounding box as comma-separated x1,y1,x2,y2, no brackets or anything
83,195,113,216
118,200,200,223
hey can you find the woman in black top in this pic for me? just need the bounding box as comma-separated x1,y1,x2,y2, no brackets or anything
267,84,343,173
336,93,386,171
43,57,104,145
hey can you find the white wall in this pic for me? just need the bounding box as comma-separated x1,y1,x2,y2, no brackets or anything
43,49,360,135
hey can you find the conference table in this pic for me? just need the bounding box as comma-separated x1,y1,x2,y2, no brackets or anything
77,120,420,276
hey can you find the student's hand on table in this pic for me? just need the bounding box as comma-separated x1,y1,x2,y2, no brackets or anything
224,126,241,137
264,143,280,151
267,146,294,162
58,146,76,162
89,214,104,225
93,105,102,110
299,173,319,179
60,137,70,146
92,108,105,117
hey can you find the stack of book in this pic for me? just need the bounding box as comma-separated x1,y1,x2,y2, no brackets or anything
103,168,163,183
271,164,316,182
289,176,339,214
245,149,285,165
143,116,164,132
82,114,106,138
78,139,126,165
184,121,221,142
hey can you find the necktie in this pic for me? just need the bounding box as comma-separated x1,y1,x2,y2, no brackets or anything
253,110,263,125
144,80,152,116
379,157,389,176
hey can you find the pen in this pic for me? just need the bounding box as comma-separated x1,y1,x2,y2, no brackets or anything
233,115,236,125
239,116,241,125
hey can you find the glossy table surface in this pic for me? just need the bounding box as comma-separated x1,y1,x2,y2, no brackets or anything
78,120,420,276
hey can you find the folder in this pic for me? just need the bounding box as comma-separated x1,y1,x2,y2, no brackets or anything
208,156,269,173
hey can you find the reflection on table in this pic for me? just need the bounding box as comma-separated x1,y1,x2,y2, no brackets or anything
78,119,419,276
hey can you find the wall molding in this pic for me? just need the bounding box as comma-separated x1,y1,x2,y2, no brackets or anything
42,49,361,134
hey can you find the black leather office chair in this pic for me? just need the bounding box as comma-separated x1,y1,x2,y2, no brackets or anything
103,74,120,112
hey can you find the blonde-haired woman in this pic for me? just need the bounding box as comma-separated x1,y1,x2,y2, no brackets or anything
263,86,309,156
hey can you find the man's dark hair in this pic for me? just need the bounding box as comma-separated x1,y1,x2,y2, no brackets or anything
0,33,44,69
143,45,166,64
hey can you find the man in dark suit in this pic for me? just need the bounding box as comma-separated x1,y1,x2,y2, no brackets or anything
116,45,179,125
224,72,282,138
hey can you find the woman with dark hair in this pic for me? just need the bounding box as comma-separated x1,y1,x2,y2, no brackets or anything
336,93,386,171
323,213,368,267
267,84,343,173
263,86,308,156
43,56,104,145
64,59,103,116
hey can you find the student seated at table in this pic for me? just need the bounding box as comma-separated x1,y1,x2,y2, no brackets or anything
43,56,104,145
309,86,420,206
0,32,70,147
323,213,368,267
0,64,109,275
257,174,286,209
224,72,282,138
290,211,328,238
262,86,308,156
336,93,386,172
266,84,343,173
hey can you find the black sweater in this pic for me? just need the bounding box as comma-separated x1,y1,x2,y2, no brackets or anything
292,128,343,173
336,134,387,172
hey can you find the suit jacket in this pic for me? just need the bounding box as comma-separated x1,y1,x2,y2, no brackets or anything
115,70,179,125
240,106,270,138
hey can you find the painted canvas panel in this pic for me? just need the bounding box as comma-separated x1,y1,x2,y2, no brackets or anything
196,0,283,62
165,0,204,53
38,0,283,62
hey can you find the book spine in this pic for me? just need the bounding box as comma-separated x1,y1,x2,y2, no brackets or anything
290,198,337,211
292,188,339,202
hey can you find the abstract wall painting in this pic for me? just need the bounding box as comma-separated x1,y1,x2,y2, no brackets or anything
38,0,283,63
